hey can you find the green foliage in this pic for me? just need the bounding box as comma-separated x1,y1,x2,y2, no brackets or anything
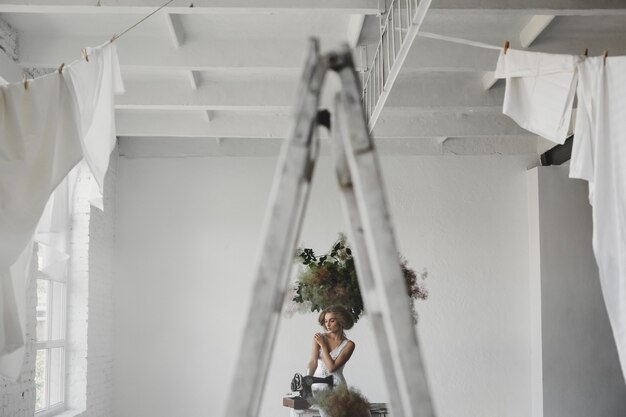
291,234,428,322
311,385,371,417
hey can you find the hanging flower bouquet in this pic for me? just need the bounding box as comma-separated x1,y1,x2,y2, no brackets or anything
286,234,429,323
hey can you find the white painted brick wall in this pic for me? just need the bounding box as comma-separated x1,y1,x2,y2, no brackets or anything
0,17,18,61
1,150,117,417
82,150,117,417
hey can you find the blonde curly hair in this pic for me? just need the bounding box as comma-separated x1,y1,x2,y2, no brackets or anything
318,305,354,330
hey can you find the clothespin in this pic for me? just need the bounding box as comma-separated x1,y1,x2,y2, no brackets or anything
603,50,609,65
82,48,89,62
503,40,510,55
22,73,28,90
110,33,118,43
583,48,588,57
58,63,65,73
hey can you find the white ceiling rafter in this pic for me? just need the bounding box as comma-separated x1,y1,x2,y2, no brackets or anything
0,0,379,14
346,14,365,47
115,72,503,112
115,109,528,138
187,70,200,90
18,37,324,71
520,15,555,48
1,0,625,155
429,0,626,16
164,13,185,47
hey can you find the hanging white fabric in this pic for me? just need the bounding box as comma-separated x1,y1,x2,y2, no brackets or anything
0,241,35,379
0,72,82,378
494,49,581,144
569,56,626,383
66,42,125,210
0,42,123,379
0,72,83,268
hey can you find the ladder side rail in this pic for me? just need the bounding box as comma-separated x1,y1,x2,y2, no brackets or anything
331,93,406,417
334,50,435,417
224,40,327,417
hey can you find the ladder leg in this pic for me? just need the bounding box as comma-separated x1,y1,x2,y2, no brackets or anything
224,39,328,417
333,47,435,417
330,99,406,417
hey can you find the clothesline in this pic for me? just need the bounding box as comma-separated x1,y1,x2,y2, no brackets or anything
418,32,501,50
21,0,179,88
418,31,616,62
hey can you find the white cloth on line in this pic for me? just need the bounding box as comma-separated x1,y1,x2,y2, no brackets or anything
0,72,82,378
569,56,626,383
0,72,83,269
0,42,122,379
494,49,581,144
66,42,125,210
36,166,79,282
0,242,35,379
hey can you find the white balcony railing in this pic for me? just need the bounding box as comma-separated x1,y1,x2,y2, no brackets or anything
362,0,432,131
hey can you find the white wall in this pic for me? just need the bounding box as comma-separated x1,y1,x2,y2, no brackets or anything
528,165,626,417
114,152,534,417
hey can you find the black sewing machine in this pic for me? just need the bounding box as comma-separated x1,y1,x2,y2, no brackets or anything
290,373,334,399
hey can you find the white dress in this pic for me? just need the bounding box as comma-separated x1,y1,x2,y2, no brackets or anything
312,337,349,388
311,338,350,417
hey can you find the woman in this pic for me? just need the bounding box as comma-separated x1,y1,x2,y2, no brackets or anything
307,305,356,388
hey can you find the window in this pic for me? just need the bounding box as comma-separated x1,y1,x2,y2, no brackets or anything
35,268,67,415
32,163,95,416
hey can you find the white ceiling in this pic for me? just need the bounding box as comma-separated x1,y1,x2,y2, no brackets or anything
1,0,626,157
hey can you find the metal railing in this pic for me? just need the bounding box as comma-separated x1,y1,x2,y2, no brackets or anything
362,0,432,131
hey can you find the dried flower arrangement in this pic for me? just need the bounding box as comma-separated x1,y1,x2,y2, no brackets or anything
311,385,371,417
286,234,428,322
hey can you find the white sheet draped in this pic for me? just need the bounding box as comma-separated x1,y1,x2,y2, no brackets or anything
0,42,122,379
570,56,626,383
497,49,626,383
494,49,581,144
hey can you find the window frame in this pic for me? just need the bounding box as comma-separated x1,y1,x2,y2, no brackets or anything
35,270,68,416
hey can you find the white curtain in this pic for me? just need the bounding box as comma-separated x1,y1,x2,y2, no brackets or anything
0,42,123,379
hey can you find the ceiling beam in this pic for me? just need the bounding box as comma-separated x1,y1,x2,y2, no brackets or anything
164,13,185,48
118,135,539,157
18,36,335,70
115,109,528,138
116,72,504,111
519,15,555,48
23,34,626,73
187,70,200,90
0,0,379,15
117,78,298,111
372,110,528,138
481,72,498,91
429,0,626,16
116,110,293,138
346,14,365,47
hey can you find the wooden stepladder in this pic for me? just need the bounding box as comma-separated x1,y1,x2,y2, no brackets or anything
224,40,435,417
